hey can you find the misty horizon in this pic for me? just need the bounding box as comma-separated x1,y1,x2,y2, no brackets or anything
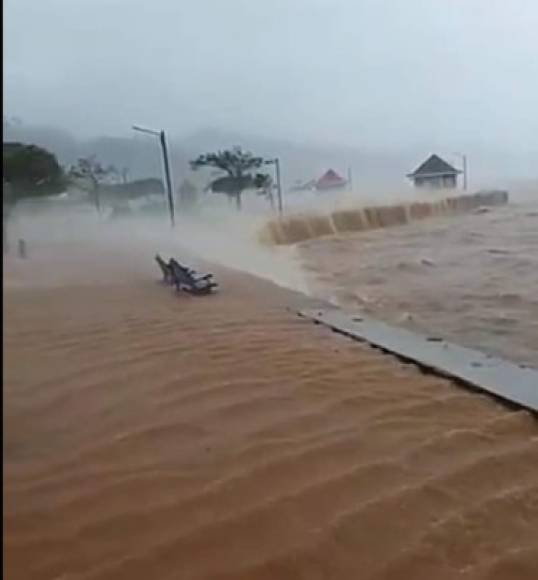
4,0,538,188
5,1,538,151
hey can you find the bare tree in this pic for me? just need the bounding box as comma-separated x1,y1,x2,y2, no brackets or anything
68,155,117,214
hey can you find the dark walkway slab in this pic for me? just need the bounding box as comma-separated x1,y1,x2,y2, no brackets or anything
299,308,538,413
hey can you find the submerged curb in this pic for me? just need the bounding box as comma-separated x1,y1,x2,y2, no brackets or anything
299,307,538,414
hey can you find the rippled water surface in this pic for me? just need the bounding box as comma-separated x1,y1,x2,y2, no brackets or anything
300,201,538,367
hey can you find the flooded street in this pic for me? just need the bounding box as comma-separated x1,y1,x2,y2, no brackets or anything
4,241,538,580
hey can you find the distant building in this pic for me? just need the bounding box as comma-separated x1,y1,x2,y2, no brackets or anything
290,179,317,192
315,169,347,191
407,154,461,189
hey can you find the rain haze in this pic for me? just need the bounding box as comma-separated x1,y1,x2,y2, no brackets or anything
4,0,538,185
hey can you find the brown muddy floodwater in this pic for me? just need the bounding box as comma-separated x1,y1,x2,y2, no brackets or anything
3,205,538,580
300,201,538,368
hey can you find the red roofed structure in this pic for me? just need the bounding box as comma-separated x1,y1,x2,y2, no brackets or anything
315,169,347,191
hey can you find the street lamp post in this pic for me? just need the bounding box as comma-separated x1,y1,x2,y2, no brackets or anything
264,158,283,216
132,125,175,227
453,152,468,191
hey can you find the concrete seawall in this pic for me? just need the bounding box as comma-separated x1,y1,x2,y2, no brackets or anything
260,190,509,245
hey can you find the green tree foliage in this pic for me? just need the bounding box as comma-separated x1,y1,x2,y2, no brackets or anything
3,142,65,202
253,172,275,209
190,146,270,210
3,142,66,251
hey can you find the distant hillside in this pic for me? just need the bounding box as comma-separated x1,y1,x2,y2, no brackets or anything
176,128,414,192
4,120,536,194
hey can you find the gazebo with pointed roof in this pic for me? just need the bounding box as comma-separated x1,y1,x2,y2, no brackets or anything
315,169,347,191
407,154,461,189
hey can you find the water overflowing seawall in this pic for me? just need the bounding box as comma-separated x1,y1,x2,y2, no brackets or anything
260,190,509,245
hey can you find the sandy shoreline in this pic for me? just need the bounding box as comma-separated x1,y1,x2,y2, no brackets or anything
4,247,538,580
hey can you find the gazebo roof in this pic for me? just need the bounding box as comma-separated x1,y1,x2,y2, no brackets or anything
408,154,460,178
316,169,347,189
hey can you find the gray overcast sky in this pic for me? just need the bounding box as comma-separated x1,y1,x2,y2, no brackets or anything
4,0,538,152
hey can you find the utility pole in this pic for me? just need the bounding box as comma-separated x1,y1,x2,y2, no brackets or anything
453,152,468,191
347,167,353,190
275,158,283,216
265,158,283,216
132,125,175,227
93,187,101,215
159,131,175,226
